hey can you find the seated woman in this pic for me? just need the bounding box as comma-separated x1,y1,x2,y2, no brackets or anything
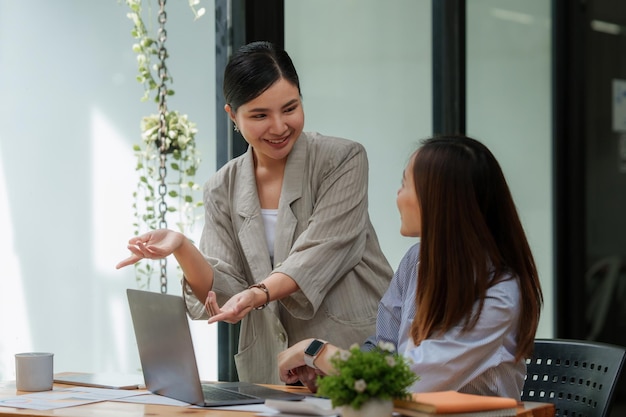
278,135,543,399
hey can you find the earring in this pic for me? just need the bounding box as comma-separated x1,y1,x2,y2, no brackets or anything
233,124,239,132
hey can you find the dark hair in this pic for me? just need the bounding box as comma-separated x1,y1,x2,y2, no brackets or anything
410,135,543,360
223,41,301,112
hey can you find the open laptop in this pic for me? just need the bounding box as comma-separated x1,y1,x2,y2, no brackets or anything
126,288,305,407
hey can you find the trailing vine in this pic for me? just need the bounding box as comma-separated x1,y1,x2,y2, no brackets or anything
122,0,205,290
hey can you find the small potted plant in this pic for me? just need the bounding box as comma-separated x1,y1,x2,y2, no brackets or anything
316,341,419,417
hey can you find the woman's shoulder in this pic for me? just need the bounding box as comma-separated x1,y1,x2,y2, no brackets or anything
401,242,420,263
297,132,368,175
302,131,366,154
395,242,420,278
487,271,522,305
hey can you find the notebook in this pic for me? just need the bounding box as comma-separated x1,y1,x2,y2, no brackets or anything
126,288,305,407
393,391,518,416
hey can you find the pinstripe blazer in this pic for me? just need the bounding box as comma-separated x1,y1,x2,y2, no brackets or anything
183,132,393,383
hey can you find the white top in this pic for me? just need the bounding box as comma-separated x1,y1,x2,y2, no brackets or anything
261,208,278,264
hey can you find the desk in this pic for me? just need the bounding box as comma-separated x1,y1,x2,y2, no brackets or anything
0,380,554,417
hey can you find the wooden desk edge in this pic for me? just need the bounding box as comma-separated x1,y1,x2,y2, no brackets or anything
0,381,555,417
280,386,554,417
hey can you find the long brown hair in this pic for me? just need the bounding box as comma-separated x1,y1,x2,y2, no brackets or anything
409,135,543,360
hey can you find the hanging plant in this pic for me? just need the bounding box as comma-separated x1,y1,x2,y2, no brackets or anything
122,0,205,291
132,110,202,243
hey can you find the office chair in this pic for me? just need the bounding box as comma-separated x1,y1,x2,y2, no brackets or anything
521,338,626,417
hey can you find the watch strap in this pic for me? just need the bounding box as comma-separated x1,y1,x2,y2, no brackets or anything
304,339,327,369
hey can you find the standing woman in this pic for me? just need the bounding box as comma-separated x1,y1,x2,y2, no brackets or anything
117,41,393,384
279,136,543,399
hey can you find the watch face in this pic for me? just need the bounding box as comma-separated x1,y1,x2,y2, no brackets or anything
305,339,325,356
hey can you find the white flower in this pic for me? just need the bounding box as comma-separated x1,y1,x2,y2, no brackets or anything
378,341,396,353
354,379,367,393
339,350,351,361
140,111,196,152
385,356,396,367
126,12,140,26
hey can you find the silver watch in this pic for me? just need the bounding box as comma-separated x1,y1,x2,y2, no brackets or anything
304,339,327,369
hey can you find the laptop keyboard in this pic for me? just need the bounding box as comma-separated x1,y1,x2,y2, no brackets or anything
201,385,258,401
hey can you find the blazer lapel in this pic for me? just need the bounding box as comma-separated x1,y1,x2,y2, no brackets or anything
274,135,307,266
235,148,273,280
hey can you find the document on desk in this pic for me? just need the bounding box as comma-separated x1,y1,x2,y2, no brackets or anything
112,392,321,413
0,386,145,410
257,396,339,416
113,392,191,406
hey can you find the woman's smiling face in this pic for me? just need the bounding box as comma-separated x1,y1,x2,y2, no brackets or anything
227,78,304,166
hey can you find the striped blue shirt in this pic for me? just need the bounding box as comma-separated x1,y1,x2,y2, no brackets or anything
374,243,525,400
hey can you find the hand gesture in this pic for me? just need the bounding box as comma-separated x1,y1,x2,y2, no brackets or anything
116,229,185,269
206,289,258,325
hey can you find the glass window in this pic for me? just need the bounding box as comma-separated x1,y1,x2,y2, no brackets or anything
285,0,432,268
467,0,553,335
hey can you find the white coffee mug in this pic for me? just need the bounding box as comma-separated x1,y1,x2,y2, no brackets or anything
15,352,54,391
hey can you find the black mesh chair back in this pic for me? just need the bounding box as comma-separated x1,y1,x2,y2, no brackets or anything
521,338,626,417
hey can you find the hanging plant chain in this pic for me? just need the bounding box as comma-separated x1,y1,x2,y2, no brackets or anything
157,0,169,294
125,0,203,293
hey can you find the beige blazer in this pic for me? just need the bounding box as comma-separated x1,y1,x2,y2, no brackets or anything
184,132,393,383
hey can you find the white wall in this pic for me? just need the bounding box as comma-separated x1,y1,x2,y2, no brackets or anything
0,0,217,381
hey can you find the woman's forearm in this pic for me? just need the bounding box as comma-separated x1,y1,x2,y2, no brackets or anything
174,237,215,301
262,272,299,301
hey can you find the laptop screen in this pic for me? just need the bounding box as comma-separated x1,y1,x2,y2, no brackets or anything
126,289,305,406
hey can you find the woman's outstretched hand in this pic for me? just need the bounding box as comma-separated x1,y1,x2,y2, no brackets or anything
116,229,185,269
206,289,258,325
